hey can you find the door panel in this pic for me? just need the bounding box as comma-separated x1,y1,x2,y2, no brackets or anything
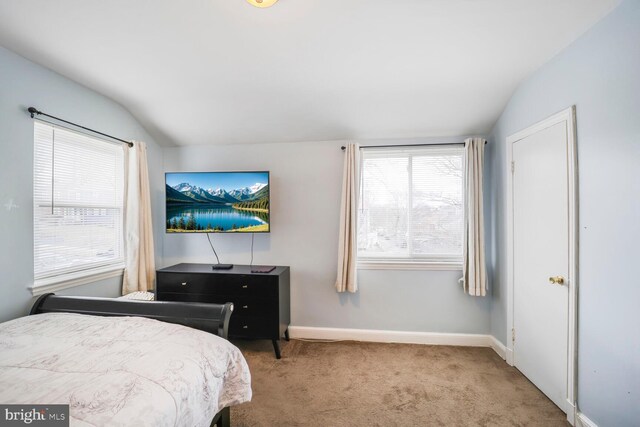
513,121,569,411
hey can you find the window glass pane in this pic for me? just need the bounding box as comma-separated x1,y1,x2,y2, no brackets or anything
357,146,464,262
358,155,408,256
33,122,124,279
411,153,463,256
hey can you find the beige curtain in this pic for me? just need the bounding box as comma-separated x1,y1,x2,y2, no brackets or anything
122,141,156,294
461,137,487,296
335,143,360,293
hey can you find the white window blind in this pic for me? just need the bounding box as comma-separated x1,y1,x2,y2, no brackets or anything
33,121,125,283
358,146,464,264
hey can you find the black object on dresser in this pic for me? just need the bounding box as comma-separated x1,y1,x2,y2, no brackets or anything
156,263,290,359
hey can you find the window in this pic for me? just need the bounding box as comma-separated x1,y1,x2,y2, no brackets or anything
33,121,125,289
357,146,464,267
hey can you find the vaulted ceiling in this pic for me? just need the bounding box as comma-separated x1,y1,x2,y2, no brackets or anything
0,0,620,146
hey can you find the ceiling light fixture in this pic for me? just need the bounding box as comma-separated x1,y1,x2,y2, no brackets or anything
247,0,278,8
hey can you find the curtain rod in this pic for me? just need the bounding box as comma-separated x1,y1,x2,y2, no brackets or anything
27,107,133,147
340,141,487,150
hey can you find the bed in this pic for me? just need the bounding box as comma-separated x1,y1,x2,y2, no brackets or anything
0,294,252,427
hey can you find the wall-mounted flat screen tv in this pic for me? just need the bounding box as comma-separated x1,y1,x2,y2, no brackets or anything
165,171,270,233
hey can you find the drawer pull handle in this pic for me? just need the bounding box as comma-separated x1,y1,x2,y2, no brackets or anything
242,305,248,309
243,325,248,329
181,282,187,286
242,285,248,289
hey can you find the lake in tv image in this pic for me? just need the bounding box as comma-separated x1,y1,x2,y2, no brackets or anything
165,171,270,233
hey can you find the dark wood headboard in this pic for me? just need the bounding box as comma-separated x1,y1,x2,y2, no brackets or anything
30,293,234,339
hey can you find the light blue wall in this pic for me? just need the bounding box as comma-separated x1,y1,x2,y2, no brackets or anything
487,1,640,424
163,137,492,335
0,46,165,323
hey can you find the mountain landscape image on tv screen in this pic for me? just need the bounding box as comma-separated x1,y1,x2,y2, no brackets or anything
165,172,270,233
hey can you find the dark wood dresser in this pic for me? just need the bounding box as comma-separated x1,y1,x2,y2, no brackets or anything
156,263,290,358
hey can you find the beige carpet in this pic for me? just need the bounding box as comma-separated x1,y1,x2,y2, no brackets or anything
230,339,568,427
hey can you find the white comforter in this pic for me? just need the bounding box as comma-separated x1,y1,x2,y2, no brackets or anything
0,313,251,426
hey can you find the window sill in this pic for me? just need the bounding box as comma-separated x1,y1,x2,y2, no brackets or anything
31,265,125,296
357,260,462,271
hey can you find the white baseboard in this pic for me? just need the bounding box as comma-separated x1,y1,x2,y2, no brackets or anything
575,412,597,427
289,326,502,350
489,335,507,360
566,400,576,425
505,347,514,365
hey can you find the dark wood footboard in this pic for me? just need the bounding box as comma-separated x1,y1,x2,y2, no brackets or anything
210,407,230,427
30,293,234,339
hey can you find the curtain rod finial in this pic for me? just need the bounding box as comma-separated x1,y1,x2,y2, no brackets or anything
341,146,346,151
28,106,41,118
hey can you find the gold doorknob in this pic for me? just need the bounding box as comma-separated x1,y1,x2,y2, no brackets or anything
549,276,565,285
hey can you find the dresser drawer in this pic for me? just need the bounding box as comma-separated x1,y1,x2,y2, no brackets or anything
157,272,277,298
156,292,227,304
157,293,276,317
229,315,276,339
156,273,215,294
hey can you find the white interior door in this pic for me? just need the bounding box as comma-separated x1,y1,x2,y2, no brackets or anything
512,121,570,412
